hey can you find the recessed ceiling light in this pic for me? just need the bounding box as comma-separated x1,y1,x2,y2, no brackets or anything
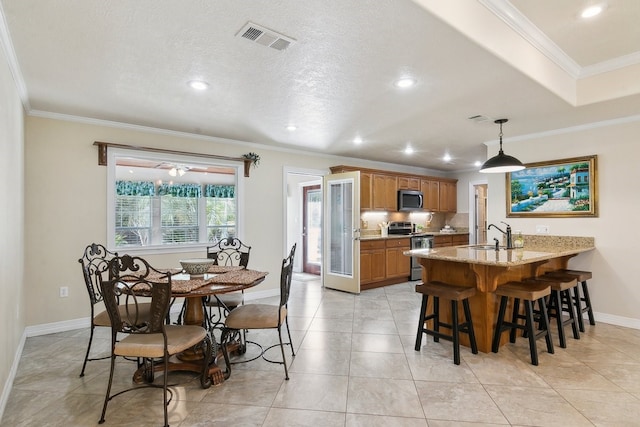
188,80,209,90
443,153,452,162
404,146,414,155
395,77,417,89
353,136,363,145
474,161,482,167
581,4,606,18
286,125,297,131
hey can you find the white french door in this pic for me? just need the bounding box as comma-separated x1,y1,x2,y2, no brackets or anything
322,171,360,294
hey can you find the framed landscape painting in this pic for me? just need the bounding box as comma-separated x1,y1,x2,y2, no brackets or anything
506,155,598,218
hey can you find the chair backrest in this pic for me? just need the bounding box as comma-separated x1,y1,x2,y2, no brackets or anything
206,237,251,267
279,244,297,308
100,255,172,335
79,243,118,307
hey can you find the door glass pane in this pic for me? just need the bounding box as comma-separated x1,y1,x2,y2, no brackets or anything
305,188,322,266
329,180,353,276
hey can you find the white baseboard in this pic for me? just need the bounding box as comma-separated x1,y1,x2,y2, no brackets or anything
243,288,280,302
21,289,280,338
0,331,26,422
24,301,187,337
593,311,640,329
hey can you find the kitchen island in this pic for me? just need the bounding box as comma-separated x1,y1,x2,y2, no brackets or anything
404,235,595,352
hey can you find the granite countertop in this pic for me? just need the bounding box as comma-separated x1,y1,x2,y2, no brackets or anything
360,230,469,240
403,235,595,266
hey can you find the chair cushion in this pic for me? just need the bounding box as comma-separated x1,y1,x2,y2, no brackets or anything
114,325,206,358
93,302,153,327
225,304,287,329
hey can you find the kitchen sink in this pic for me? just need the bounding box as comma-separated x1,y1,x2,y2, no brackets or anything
467,244,506,250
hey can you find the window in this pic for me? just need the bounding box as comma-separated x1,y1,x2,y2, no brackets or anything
108,149,241,252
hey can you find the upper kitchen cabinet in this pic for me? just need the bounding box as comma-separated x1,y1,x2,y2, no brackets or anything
372,174,397,211
420,179,440,211
398,176,420,190
439,180,457,212
329,165,457,213
360,172,372,210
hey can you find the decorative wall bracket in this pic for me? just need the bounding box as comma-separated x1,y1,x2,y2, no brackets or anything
93,141,254,177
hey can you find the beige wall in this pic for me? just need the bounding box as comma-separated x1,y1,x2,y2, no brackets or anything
0,46,25,413
480,119,640,325
24,114,640,327
23,116,436,327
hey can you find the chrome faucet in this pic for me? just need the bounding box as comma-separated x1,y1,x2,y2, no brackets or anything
487,221,513,249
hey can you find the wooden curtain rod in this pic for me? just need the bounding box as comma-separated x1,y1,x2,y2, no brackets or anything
93,141,253,177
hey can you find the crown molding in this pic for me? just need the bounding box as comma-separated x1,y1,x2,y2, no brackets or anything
0,2,30,111
479,0,582,78
484,113,640,146
580,50,640,78
480,0,640,81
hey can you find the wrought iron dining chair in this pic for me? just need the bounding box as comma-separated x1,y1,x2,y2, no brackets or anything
220,243,296,380
204,237,252,328
98,255,212,427
78,243,151,377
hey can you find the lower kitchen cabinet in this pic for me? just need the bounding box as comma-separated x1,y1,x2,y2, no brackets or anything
360,238,411,289
385,238,411,278
433,233,469,248
360,240,385,284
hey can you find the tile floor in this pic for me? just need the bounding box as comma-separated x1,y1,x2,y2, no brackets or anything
3,276,640,426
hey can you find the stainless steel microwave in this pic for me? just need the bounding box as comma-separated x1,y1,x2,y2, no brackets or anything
397,190,424,211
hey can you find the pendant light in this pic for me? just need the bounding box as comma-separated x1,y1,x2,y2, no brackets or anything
479,119,525,173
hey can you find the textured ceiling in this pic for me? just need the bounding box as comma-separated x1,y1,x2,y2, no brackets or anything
1,0,639,172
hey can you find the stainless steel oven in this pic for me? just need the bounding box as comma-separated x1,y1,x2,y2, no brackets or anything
410,235,433,281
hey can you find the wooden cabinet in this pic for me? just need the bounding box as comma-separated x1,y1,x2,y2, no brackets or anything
360,172,372,210
433,233,469,248
372,174,397,211
421,179,440,211
439,181,457,212
385,238,411,278
452,234,469,246
398,176,420,190
433,235,453,248
329,165,457,213
360,240,385,284
360,238,411,287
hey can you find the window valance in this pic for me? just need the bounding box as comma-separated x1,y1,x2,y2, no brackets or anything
116,180,155,196
157,183,202,198
116,181,234,198
205,185,235,198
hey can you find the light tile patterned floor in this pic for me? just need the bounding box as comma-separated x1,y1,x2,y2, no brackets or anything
3,278,640,426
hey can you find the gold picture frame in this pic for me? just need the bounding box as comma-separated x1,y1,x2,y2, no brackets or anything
506,155,598,218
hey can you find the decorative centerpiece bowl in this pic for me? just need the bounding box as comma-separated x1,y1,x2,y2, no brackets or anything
180,258,214,278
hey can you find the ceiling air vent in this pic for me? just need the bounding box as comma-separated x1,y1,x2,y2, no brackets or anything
236,22,295,51
467,115,491,123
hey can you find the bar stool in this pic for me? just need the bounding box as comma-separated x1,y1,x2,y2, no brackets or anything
492,281,554,366
543,269,594,332
524,276,580,348
414,281,478,365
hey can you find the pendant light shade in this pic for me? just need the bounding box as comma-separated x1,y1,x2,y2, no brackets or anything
479,119,525,173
